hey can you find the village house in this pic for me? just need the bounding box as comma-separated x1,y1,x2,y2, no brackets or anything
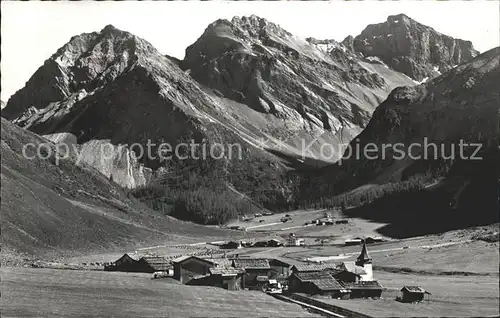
104,254,141,272
269,258,292,281
399,286,431,303
267,239,283,247
288,271,350,298
286,234,305,246
220,241,242,249
285,241,385,299
104,254,172,274
336,262,367,283
231,258,273,289
187,267,244,290
172,255,216,284
344,238,363,246
342,281,384,298
332,266,364,283
138,256,173,274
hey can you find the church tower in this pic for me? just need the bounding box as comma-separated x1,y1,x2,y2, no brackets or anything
355,240,373,281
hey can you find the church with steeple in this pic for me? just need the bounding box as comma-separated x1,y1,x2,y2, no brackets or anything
355,241,373,281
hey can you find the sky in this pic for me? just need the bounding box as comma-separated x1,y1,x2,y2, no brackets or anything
1,1,499,102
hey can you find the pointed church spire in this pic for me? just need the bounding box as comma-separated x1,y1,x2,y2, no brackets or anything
356,240,372,265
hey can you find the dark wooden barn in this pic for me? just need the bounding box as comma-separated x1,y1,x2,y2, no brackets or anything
220,241,241,249
172,256,216,284
187,267,244,290
231,258,273,289
399,286,430,303
106,253,169,273
104,254,140,272
269,259,292,281
138,256,172,274
288,271,350,298
343,281,383,298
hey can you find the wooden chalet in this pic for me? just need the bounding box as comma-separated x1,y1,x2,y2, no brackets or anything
342,281,383,298
269,258,292,280
105,253,172,273
104,254,141,272
399,286,431,303
288,271,350,298
138,256,172,274
187,267,244,290
334,261,367,283
172,256,216,284
231,258,272,288
220,241,241,249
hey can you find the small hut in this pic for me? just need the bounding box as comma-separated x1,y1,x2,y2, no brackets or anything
399,286,431,303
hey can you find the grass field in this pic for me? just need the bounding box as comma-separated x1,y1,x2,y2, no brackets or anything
1,268,320,317
1,267,318,317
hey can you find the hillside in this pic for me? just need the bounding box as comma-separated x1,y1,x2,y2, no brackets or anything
1,15,485,227
1,118,233,262
339,46,499,186
295,47,500,236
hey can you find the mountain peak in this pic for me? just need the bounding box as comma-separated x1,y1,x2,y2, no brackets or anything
2,25,160,120
101,24,121,33
230,15,270,28
387,13,411,23
351,14,479,80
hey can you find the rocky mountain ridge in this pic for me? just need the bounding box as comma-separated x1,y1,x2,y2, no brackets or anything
300,46,499,198
2,14,487,225
350,14,479,81
182,15,416,162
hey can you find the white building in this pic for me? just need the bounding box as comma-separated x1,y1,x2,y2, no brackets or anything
286,234,305,246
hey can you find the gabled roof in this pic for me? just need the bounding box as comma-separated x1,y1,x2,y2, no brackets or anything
291,263,338,272
343,281,383,290
171,255,216,266
115,253,141,263
292,271,334,282
341,261,367,275
292,272,347,292
232,258,270,270
401,286,429,294
140,256,172,271
312,279,348,292
268,258,292,267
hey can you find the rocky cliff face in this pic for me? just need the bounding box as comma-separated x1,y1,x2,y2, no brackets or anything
294,47,499,235
351,14,479,81
323,47,500,189
183,15,416,161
